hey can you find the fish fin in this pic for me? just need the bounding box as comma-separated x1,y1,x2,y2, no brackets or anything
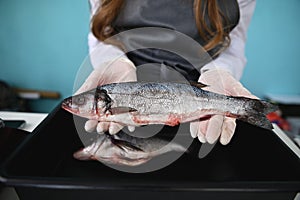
111,137,144,152
189,81,208,88
109,107,138,115
239,113,274,130
236,97,278,130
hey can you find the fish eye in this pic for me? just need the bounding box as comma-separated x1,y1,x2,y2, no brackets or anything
75,96,85,105
120,151,126,157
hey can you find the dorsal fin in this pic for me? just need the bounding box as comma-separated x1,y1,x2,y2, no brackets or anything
190,81,208,88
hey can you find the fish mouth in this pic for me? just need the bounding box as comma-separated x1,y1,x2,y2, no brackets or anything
61,99,79,114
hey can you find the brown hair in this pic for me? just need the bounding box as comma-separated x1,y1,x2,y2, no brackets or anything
91,0,230,53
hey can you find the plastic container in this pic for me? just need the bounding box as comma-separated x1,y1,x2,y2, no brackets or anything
0,104,299,200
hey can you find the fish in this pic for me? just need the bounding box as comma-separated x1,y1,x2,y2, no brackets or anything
62,82,278,130
73,132,186,166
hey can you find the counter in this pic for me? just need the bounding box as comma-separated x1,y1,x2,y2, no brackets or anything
0,111,47,200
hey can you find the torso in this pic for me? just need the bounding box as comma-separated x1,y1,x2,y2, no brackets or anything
112,0,240,81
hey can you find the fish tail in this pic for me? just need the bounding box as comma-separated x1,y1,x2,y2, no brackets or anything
236,98,278,130
239,113,274,130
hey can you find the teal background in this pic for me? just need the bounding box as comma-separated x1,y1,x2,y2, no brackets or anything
0,0,299,113
242,0,300,98
0,0,89,112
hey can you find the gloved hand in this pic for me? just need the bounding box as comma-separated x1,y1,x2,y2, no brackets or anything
76,57,137,135
190,68,257,145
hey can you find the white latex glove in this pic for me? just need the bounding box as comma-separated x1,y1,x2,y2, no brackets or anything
76,57,137,135
190,69,257,145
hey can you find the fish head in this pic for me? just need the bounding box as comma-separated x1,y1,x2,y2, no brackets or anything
84,136,150,166
73,133,186,166
62,90,107,119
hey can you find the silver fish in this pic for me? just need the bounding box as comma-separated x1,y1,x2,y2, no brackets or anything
62,82,278,130
73,132,186,166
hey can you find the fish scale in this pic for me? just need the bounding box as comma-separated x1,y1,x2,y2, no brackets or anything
73,132,187,166
62,82,278,166
62,82,278,130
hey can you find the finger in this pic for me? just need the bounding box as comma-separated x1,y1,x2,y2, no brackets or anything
109,122,123,135
190,121,199,138
220,118,236,145
199,120,208,137
197,131,207,143
190,121,207,143
96,122,109,134
84,120,98,133
197,121,207,143
205,115,224,144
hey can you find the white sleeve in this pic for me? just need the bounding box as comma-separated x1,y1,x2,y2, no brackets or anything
200,0,256,80
88,0,129,69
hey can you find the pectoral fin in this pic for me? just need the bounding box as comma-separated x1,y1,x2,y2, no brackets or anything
109,107,138,115
111,137,144,152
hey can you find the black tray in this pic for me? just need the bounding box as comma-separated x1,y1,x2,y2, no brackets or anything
0,103,299,200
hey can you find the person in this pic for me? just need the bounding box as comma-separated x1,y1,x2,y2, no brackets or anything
76,0,257,145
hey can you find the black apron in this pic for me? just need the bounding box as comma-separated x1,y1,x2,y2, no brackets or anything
112,0,240,82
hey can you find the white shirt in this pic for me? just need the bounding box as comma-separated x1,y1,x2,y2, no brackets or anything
88,0,256,80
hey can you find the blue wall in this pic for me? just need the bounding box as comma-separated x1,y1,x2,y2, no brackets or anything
0,0,89,112
0,0,299,112
241,0,300,97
